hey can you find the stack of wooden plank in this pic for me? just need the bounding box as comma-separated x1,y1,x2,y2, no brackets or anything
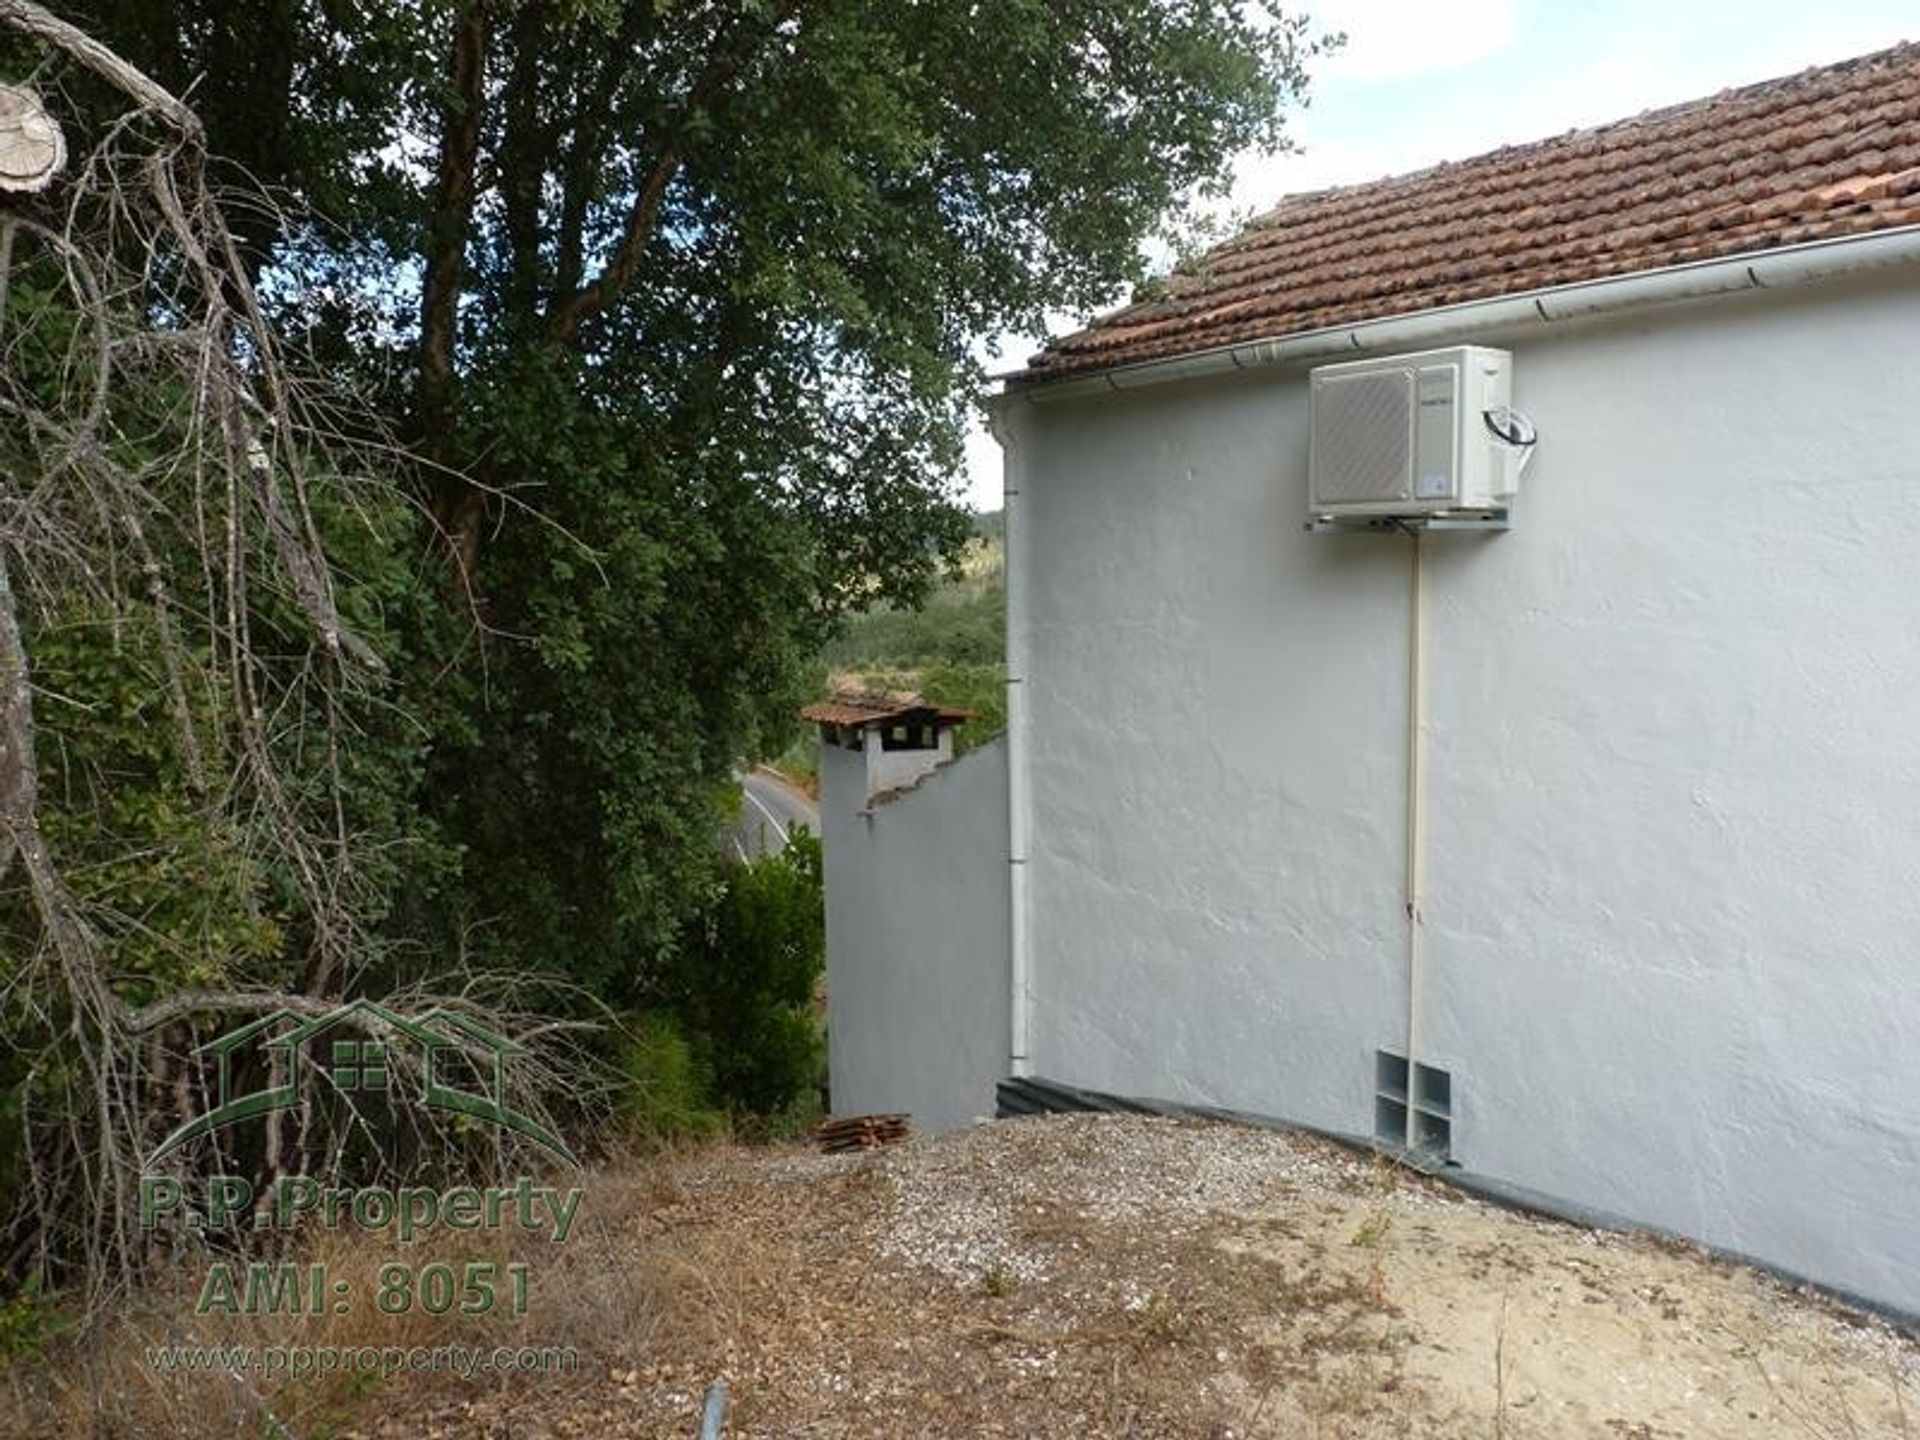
815,1113,910,1153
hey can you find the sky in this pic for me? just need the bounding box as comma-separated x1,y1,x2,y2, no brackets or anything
958,0,1917,509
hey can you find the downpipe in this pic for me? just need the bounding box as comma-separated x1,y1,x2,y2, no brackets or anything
1404,527,1429,1137
991,407,1033,1075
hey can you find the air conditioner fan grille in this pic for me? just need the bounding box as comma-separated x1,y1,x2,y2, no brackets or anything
1313,368,1413,505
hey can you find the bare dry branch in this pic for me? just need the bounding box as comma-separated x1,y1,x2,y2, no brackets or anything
0,3,559,1310
0,0,200,136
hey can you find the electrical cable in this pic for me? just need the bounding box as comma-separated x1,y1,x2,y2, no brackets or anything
1483,405,1539,479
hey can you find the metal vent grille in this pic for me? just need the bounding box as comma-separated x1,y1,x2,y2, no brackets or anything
1313,368,1413,505
1374,1049,1454,1163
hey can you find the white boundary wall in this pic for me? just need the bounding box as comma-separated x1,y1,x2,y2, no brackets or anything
819,736,1010,1129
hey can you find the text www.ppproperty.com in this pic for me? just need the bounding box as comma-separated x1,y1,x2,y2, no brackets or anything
144,1342,580,1379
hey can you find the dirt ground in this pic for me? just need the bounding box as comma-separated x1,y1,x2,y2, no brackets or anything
347,1112,1919,1439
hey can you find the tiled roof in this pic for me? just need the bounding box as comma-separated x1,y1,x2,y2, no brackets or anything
1018,42,1920,384
800,688,971,728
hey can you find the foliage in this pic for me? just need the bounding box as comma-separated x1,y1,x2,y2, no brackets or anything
822,527,1006,671
664,831,825,1118
621,827,828,1137
71,0,1325,1009
0,0,1329,1306
821,587,1006,672
0,1278,62,1361
0,8,510,1303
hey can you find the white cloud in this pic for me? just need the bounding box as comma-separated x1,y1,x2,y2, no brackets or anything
1308,0,1520,80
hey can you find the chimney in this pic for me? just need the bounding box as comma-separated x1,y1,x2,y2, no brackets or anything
802,688,971,808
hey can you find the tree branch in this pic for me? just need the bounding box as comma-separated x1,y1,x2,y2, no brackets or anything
0,546,105,1006
122,989,342,1033
497,2,551,327
542,1,800,345
553,6,650,305
418,2,487,454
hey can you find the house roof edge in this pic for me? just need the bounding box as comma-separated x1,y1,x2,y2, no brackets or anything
988,222,1920,409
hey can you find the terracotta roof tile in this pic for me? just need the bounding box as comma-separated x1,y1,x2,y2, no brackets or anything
1016,42,1920,384
800,688,972,728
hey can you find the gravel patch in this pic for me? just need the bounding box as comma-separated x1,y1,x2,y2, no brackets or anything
346,1111,1920,1438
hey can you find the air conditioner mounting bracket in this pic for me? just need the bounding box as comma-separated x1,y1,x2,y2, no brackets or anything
1305,508,1511,535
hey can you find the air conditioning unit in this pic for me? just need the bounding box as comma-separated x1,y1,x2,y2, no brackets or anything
1308,346,1526,522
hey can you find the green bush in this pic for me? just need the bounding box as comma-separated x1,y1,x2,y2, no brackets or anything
620,1013,726,1143
663,831,826,1120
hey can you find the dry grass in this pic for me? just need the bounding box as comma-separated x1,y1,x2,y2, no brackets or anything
4,1114,1917,1438
0,1159,662,1439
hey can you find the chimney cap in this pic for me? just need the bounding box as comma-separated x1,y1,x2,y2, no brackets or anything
800,685,971,729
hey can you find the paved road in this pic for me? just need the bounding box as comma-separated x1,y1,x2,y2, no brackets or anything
730,768,819,862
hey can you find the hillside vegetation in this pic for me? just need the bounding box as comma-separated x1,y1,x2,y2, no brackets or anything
780,511,1006,784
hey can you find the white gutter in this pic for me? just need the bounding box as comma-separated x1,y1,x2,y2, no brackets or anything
989,225,1920,407
988,405,1032,1076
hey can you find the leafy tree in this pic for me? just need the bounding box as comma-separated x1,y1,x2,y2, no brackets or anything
66,0,1324,994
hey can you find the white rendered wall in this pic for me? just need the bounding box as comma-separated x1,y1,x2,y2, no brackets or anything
863,725,956,798
1004,273,1920,1313
820,737,1010,1129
